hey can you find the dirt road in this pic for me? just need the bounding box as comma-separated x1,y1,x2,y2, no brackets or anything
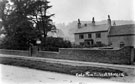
0,64,117,84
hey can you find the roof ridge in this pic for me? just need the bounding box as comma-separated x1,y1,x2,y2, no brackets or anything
112,24,135,27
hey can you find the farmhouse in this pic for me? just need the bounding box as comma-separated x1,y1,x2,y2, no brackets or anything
74,15,135,48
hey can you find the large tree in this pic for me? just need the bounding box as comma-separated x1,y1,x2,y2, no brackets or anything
0,0,55,50
27,0,55,38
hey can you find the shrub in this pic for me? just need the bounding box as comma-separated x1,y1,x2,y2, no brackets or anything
40,37,72,51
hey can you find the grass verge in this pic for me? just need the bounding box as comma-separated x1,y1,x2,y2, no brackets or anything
0,57,127,79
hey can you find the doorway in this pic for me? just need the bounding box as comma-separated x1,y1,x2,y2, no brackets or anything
84,39,94,47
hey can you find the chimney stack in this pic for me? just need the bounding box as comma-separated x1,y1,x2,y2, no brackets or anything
107,15,111,26
92,17,95,26
113,21,116,26
78,19,81,28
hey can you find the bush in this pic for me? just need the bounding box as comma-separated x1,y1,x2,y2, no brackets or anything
0,36,72,51
40,37,72,51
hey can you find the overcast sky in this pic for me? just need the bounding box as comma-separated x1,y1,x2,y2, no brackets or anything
49,0,134,24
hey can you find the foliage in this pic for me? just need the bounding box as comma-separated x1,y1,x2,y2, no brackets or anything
41,37,72,51
0,0,55,50
0,20,37,50
26,0,55,38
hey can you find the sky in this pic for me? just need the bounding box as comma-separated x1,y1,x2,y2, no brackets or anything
48,0,134,24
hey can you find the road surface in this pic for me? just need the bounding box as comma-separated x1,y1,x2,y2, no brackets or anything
0,64,117,84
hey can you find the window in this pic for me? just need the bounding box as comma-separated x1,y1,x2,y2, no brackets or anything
79,34,84,39
84,24,87,27
96,41,103,47
88,34,92,38
108,42,112,46
96,32,101,38
120,42,125,48
96,41,102,45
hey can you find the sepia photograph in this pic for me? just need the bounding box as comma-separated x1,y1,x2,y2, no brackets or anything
0,0,135,84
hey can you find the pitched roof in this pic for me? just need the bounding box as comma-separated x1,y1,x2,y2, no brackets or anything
109,24,135,36
74,24,109,34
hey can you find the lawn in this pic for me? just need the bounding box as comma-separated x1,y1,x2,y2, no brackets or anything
0,57,127,79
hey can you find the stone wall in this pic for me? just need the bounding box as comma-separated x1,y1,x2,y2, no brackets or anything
0,49,29,56
58,46,134,65
38,51,58,58
0,49,58,58
0,46,134,65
